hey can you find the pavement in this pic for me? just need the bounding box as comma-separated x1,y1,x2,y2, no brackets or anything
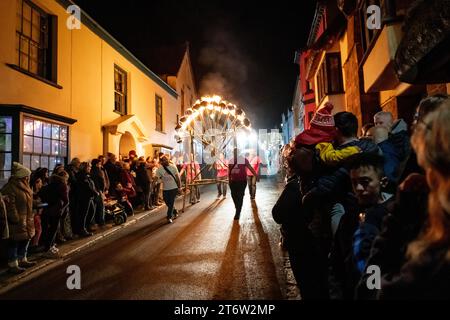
0,177,300,300
0,201,165,294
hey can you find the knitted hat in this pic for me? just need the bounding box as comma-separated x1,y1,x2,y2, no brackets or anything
295,102,336,146
12,162,31,179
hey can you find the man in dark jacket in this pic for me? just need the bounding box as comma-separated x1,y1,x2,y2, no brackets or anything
367,126,401,192
349,154,394,276
374,112,411,178
329,153,393,299
135,161,152,210
104,153,121,195
39,171,69,258
65,158,80,239
91,159,106,226
75,162,99,236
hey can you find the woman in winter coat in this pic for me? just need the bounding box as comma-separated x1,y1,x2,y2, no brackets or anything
378,98,450,299
1,162,35,274
120,161,137,203
31,167,49,187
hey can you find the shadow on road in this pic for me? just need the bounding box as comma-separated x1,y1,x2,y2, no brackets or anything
250,200,283,298
212,221,243,299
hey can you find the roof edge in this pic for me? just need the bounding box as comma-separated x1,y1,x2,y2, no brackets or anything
56,0,178,98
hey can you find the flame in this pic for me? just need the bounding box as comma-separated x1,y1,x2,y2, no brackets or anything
201,95,222,104
177,94,252,132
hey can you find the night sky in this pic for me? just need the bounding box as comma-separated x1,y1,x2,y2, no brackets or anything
74,0,316,129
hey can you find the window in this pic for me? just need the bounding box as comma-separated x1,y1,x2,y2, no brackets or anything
114,65,127,115
155,95,163,132
327,54,343,93
0,117,13,182
181,89,185,115
15,0,54,81
22,117,68,173
317,61,327,103
316,53,344,103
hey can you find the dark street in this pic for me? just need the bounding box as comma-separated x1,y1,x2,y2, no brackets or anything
1,178,286,300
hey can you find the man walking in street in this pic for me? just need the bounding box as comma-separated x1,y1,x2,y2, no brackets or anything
229,148,259,220
246,150,261,200
156,156,181,224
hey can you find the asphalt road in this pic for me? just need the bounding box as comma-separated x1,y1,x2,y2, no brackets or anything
1,177,287,300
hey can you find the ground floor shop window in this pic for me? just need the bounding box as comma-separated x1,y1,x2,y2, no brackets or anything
0,117,13,182
22,117,68,173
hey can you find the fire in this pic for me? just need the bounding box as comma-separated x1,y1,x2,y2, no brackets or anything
175,94,252,134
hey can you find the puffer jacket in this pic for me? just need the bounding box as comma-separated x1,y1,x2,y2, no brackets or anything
1,178,34,241
389,119,411,162
40,174,69,217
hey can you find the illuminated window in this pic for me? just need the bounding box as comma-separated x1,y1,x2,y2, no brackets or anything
15,0,55,81
22,117,68,173
114,65,127,115
155,95,163,132
0,117,13,182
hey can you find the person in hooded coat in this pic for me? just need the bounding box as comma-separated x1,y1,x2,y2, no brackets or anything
1,162,35,274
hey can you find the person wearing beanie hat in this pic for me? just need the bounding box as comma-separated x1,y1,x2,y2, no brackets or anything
295,102,336,147
12,162,32,179
1,162,35,274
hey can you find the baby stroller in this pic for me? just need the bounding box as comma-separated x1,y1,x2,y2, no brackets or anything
104,198,128,225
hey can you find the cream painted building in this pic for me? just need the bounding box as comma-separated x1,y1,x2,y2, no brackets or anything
142,43,198,156
0,0,182,184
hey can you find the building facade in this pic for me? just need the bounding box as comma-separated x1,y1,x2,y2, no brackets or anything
295,50,317,130
297,0,450,134
0,0,183,185
142,43,198,157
